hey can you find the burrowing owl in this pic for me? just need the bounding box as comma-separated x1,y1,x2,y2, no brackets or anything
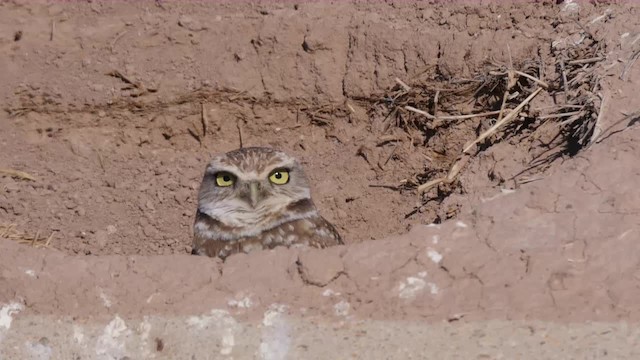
192,147,343,259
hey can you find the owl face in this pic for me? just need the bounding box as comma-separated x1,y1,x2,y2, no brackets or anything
197,147,317,233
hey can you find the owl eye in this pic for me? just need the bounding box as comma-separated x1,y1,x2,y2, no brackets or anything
215,172,235,187
269,169,290,185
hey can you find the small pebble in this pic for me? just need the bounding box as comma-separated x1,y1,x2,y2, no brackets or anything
106,225,117,234
94,230,108,248
142,225,156,237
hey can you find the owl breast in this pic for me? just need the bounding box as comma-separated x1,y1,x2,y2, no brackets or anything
192,211,343,260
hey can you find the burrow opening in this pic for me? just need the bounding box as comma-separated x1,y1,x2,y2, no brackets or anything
2,24,605,257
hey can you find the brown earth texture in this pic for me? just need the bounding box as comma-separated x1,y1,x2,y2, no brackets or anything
1,1,640,359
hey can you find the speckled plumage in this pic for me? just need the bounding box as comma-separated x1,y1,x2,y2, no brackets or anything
192,147,343,260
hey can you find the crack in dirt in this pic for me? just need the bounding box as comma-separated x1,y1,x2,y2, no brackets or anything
579,172,603,195
439,265,456,281
477,217,497,253
401,47,409,74
606,288,631,318
342,32,354,98
464,268,485,287
295,256,346,288
546,281,558,308
391,250,421,276
7,88,354,117
250,30,269,95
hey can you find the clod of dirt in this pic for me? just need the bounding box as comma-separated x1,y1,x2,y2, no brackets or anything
302,34,329,54
155,338,164,352
302,39,312,53
178,15,207,32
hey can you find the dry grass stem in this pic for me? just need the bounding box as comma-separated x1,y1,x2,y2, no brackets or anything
377,35,602,207
0,224,53,248
560,58,569,101
110,29,129,53
496,80,511,125
106,69,156,97
405,106,504,121
589,92,607,146
201,102,208,138
50,20,55,41
0,168,36,181
464,87,543,153
446,155,470,182
539,110,585,120
567,56,604,65
383,145,398,166
395,77,411,92
236,121,244,148
107,70,136,86
491,70,549,89
417,154,470,194
417,177,444,194
620,49,640,81
405,105,435,119
96,149,106,171
187,127,201,144
513,70,549,89
534,104,584,111
517,176,545,185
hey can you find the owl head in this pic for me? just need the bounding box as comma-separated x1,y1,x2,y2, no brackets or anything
196,147,318,230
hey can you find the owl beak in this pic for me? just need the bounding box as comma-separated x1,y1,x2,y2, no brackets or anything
249,182,260,208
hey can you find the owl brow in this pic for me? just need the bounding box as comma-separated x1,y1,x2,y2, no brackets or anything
206,166,238,177
207,167,264,182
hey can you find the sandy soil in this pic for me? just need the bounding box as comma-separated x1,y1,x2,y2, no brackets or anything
1,1,640,359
